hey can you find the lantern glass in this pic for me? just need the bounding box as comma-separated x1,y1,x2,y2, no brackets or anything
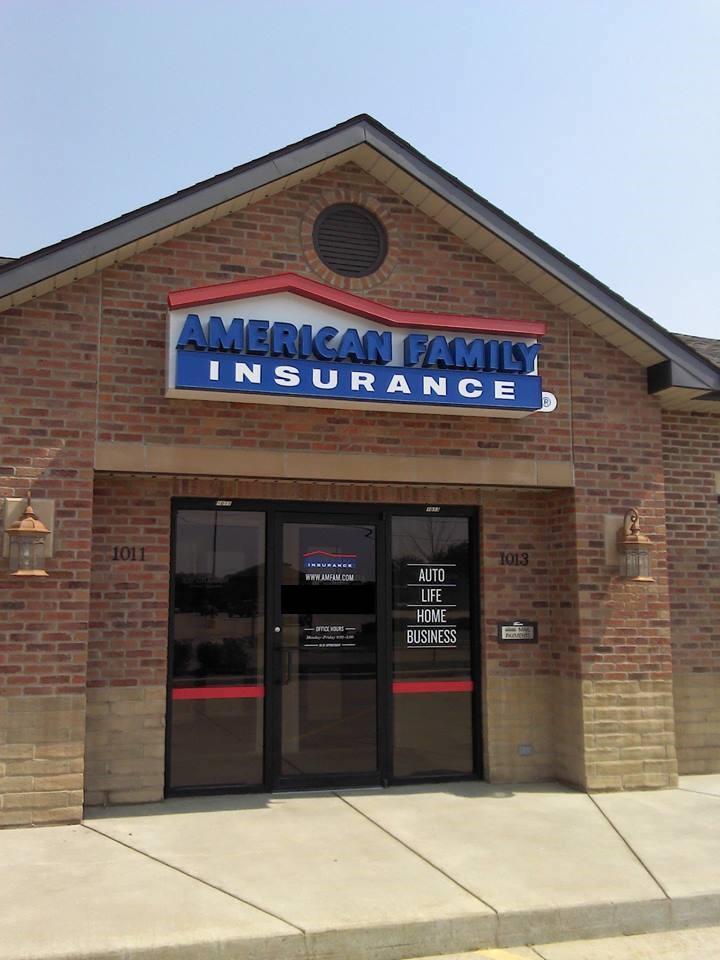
619,542,652,581
624,546,641,579
9,533,47,576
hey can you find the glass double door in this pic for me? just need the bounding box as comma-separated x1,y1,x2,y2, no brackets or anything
167,502,478,794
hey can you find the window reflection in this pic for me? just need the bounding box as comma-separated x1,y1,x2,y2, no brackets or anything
280,522,378,778
169,510,265,789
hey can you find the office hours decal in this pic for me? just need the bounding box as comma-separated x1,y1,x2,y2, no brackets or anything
298,527,364,650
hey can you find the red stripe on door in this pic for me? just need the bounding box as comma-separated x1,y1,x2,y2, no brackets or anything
172,685,265,701
393,680,473,695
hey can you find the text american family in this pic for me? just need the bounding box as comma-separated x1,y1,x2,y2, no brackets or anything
174,314,542,407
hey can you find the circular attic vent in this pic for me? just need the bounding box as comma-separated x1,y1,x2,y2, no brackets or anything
312,204,388,277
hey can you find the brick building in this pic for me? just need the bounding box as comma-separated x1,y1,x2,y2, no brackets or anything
1,116,718,828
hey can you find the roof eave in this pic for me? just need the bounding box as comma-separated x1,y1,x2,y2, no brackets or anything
648,358,720,392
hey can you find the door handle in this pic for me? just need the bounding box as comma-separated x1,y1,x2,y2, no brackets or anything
281,648,293,685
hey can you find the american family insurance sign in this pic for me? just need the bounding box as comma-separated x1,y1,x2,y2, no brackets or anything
166,274,555,417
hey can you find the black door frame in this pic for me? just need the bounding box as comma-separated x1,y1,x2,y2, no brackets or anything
166,498,482,797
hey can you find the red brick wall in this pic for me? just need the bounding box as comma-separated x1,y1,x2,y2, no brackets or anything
481,490,555,681
1,157,690,799
662,410,720,772
546,489,581,679
88,475,570,689
2,164,674,701
97,164,573,462
0,279,100,699
569,321,673,686
91,161,674,693
663,411,720,675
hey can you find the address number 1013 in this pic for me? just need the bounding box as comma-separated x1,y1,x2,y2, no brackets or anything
500,551,529,566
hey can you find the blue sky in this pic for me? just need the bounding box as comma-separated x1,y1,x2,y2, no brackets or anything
1,1,718,337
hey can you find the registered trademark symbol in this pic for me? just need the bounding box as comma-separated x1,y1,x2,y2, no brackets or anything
541,391,558,412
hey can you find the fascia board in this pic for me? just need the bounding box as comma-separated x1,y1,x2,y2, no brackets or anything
648,359,720,395
670,357,720,391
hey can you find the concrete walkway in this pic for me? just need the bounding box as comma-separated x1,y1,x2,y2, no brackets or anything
428,924,720,958
1,776,719,960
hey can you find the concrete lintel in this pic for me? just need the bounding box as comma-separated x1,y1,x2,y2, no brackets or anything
94,442,575,489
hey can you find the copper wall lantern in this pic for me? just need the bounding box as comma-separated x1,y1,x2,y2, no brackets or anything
7,492,50,576
617,508,653,581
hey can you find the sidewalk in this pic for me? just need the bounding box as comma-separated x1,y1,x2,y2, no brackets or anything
1,775,719,960
424,924,720,959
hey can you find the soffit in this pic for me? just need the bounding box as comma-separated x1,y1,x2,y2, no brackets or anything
652,387,720,413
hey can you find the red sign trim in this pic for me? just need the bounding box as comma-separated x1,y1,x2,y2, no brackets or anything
167,272,545,338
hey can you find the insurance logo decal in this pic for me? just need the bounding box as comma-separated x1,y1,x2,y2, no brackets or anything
302,549,358,573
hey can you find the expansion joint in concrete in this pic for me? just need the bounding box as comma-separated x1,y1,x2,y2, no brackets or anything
81,822,306,935
585,794,671,900
333,791,501,917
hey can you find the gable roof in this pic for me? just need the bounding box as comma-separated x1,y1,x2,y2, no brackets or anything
1,114,718,409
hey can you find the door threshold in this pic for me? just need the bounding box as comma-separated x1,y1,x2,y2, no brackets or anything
273,788,338,797
332,785,384,793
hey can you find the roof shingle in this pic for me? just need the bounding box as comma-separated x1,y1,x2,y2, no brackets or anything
675,334,720,370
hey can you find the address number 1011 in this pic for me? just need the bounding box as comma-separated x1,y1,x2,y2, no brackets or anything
112,546,145,562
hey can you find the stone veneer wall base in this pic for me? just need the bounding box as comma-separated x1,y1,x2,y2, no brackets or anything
673,673,720,775
552,676,587,789
84,685,166,806
582,679,678,790
0,695,85,827
483,675,554,783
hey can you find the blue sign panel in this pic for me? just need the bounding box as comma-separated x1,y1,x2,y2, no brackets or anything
171,312,544,412
175,351,542,411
